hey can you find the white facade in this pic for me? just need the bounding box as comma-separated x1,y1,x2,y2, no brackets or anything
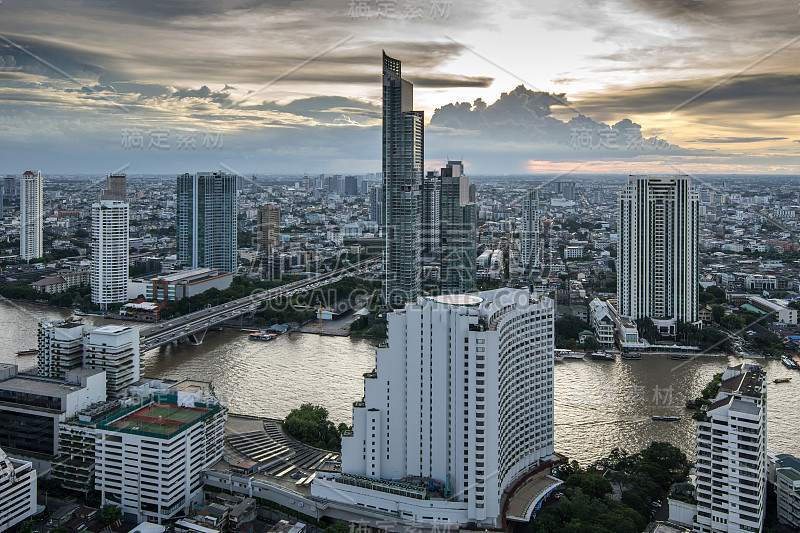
95,399,226,524
314,289,555,527
694,364,766,533
38,319,86,379
91,200,130,307
84,325,140,398
0,448,37,531
37,320,140,399
521,188,540,276
20,170,43,261
618,175,699,332
588,298,616,347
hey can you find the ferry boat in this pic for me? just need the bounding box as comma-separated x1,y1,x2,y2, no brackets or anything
670,354,691,360
685,400,698,409
249,331,277,341
652,415,681,422
554,351,565,363
781,357,798,370
774,377,792,384
592,351,615,361
622,352,642,360
563,351,585,360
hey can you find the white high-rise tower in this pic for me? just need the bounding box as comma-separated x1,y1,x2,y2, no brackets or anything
20,170,43,261
312,289,558,527
91,200,129,307
694,364,766,533
618,175,699,334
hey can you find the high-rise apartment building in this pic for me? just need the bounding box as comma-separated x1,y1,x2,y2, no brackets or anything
369,183,384,225
20,170,43,261
101,173,127,201
694,364,766,533
440,161,477,294
91,200,129,307
521,187,540,277
257,204,280,253
0,447,37,532
313,289,557,527
177,172,238,273
344,175,359,195
382,52,423,307
4,175,18,201
421,171,441,261
618,175,699,334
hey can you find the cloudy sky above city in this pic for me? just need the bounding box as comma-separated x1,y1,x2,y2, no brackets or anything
1,0,799,175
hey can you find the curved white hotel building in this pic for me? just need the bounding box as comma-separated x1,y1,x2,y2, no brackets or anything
312,288,556,527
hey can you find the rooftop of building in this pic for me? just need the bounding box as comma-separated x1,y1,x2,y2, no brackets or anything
719,368,764,398
100,400,214,438
0,369,103,397
432,294,484,306
777,466,800,482
90,324,135,335
776,454,800,475
169,379,212,396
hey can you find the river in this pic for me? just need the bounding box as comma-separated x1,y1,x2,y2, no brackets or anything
1,299,796,465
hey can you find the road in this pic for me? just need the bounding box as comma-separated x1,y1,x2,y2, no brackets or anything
139,257,380,351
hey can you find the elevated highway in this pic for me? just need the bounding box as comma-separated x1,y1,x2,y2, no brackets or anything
139,258,380,351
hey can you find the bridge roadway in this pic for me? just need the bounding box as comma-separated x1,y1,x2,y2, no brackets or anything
139,258,381,351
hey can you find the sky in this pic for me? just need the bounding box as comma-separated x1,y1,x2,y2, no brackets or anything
1,0,800,175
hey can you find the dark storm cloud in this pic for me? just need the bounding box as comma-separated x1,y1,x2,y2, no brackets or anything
690,137,789,144
575,73,800,120
252,96,380,122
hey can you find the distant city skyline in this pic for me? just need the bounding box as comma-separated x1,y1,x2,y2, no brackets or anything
1,1,800,174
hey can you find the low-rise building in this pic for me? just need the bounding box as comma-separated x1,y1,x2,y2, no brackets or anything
0,447,37,531
589,298,616,347
130,268,233,302
0,363,106,463
748,297,797,325
31,266,91,294
771,454,800,529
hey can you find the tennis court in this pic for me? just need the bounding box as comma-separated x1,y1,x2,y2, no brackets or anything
146,405,203,422
108,403,209,436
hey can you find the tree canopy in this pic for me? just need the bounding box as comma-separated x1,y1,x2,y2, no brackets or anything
284,404,344,451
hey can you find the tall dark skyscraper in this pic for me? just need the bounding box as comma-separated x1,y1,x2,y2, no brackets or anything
101,173,127,201
382,52,423,307
440,161,477,294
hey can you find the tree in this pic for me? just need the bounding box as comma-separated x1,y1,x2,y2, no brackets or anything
284,404,342,451
637,317,659,343
711,304,725,323
74,228,89,239
18,520,35,533
326,521,351,533
583,335,600,351
721,313,744,331
555,315,590,340
101,503,122,525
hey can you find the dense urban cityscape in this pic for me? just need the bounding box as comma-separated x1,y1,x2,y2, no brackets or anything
3,3,800,533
